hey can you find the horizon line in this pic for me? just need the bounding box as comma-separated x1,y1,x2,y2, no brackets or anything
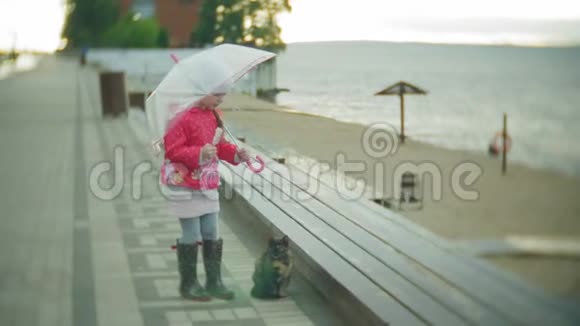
284,39,580,49
3,39,580,53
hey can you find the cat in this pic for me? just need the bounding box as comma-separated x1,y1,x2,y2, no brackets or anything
251,236,293,299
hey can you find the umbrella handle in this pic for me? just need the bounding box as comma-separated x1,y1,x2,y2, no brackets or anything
246,155,265,173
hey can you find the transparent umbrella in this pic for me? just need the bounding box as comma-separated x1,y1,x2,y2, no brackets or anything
146,44,275,173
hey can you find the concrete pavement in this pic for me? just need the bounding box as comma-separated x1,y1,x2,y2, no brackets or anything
0,56,341,326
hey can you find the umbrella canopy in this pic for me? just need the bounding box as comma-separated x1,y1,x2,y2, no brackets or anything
145,44,275,144
375,81,427,96
374,81,427,143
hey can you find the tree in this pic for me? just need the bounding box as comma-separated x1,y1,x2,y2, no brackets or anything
192,0,219,46
62,0,119,47
101,15,163,48
244,0,290,50
193,0,291,51
158,28,170,48
63,0,167,49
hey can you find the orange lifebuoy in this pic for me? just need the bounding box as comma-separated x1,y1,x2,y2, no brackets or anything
491,131,512,153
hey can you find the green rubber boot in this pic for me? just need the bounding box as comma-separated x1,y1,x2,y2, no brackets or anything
176,240,211,301
203,239,235,300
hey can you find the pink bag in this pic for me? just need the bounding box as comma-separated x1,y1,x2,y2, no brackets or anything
199,159,220,189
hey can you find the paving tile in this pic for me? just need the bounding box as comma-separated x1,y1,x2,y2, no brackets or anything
188,310,213,322
262,315,313,325
140,235,158,246
168,322,191,326
133,219,151,229
233,307,259,319
146,254,168,269
211,308,237,321
165,311,189,323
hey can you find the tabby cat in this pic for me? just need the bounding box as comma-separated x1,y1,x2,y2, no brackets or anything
251,236,293,299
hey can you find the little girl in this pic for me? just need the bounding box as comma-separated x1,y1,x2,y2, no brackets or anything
161,92,249,301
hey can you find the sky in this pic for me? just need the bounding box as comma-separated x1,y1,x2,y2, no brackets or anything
279,0,580,46
0,0,66,52
1,0,580,52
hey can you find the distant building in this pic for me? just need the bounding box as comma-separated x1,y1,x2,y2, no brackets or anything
119,0,200,47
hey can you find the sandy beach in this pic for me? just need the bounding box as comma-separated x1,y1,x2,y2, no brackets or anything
220,93,580,300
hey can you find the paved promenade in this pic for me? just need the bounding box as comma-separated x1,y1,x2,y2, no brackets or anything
0,57,340,326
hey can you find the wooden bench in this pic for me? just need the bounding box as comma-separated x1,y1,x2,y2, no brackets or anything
254,146,580,320
220,143,580,326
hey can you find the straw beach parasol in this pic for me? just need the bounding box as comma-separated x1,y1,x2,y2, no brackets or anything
375,81,427,143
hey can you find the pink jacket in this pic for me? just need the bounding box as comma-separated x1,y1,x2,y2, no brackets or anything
161,107,239,190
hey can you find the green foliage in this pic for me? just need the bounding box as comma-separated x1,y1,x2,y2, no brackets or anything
101,15,162,48
193,0,291,51
158,28,170,48
63,0,166,48
63,0,290,49
62,0,119,47
192,0,219,46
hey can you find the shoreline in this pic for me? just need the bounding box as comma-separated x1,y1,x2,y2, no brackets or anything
222,93,580,180
285,39,580,50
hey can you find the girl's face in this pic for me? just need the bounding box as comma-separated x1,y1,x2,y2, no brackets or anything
198,94,224,110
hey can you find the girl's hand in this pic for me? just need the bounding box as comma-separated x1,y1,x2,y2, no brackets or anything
201,144,217,162
237,148,250,162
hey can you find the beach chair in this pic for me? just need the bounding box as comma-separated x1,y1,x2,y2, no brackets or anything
398,171,423,210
